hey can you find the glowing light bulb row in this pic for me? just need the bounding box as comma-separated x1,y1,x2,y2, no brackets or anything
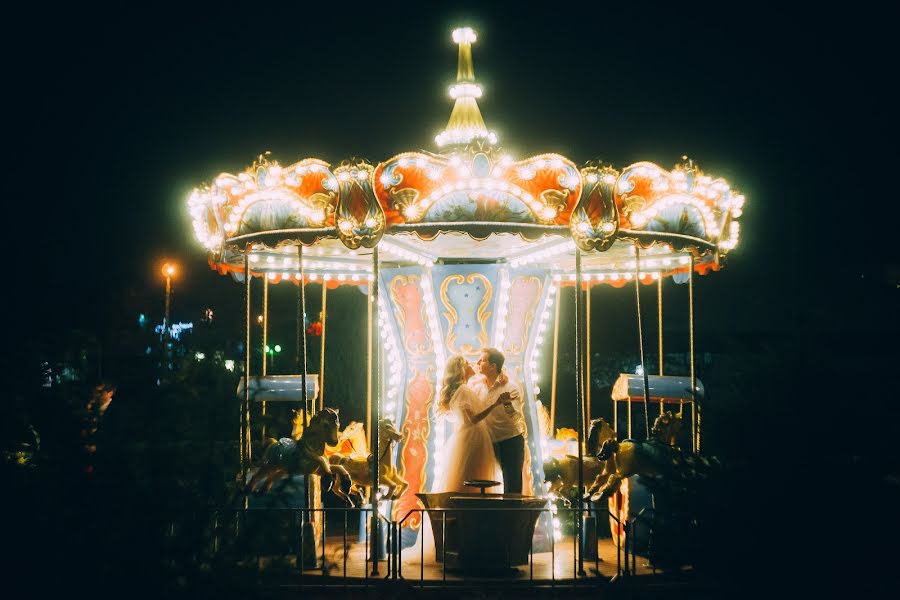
335,163,372,188
553,271,670,283
188,190,223,250
449,83,483,99
250,254,372,273
584,173,616,185
529,283,556,386
719,221,740,250
510,240,574,268
435,128,498,147
262,271,374,283
421,270,448,481
378,302,405,418
379,239,435,267
549,495,563,541
275,246,362,257
516,157,567,181
492,270,512,351
419,272,446,384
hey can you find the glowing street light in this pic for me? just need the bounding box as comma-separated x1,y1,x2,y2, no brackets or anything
161,262,178,332
161,261,178,375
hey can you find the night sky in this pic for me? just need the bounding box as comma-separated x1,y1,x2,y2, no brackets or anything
10,5,897,435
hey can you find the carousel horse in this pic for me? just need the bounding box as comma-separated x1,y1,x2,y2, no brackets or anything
246,407,354,505
325,421,367,460
290,408,366,458
543,417,617,501
589,410,683,503
329,418,407,502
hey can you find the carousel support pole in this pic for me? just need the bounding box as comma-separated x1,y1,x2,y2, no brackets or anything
261,278,268,440
575,249,587,575
586,280,592,428
657,275,664,414
689,255,699,453
242,246,252,508
366,277,373,445
297,244,317,568
319,282,327,411
634,245,650,440
550,283,561,434
370,246,381,576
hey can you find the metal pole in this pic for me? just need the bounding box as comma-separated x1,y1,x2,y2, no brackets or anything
164,275,171,375
689,255,698,453
319,282,327,411
370,246,381,576
242,247,251,507
550,283,561,433
366,276,373,442
634,245,650,440
575,249,585,577
658,276,664,413
297,245,317,566
262,279,268,375
586,280,591,428
261,278,268,441
298,246,309,421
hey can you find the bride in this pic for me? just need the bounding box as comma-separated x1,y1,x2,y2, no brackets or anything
437,354,509,492
407,354,511,562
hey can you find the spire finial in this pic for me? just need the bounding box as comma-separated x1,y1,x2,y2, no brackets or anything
436,27,497,148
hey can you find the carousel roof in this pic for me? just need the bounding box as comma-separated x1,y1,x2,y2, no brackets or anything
188,27,744,286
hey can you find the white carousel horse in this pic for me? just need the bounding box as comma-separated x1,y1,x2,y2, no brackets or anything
329,418,408,503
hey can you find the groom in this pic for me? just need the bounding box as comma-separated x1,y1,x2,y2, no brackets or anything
473,347,526,494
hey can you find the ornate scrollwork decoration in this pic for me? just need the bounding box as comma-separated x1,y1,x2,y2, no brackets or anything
570,163,619,252
334,158,385,249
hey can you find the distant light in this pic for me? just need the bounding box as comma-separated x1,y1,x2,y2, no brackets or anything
224,360,235,372
635,364,644,376
195,352,205,361
274,344,282,353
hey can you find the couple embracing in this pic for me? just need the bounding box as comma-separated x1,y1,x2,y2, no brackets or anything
437,347,526,495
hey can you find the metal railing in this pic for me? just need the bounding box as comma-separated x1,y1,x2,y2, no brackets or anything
158,503,671,589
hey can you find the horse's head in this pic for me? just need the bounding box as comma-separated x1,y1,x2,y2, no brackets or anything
378,418,403,443
651,411,682,446
586,418,616,454
310,407,341,446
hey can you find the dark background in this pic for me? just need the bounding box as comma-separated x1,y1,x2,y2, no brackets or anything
4,1,898,595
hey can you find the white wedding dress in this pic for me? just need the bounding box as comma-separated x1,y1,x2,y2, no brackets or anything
439,384,498,492
405,384,499,564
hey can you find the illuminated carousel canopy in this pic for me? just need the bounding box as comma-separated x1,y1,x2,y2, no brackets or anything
188,27,744,287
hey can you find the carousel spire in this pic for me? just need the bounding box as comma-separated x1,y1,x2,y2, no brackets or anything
435,27,498,148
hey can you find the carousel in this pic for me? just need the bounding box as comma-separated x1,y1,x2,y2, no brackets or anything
184,26,744,586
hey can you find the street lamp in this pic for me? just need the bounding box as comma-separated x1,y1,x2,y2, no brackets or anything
161,262,178,332
161,262,178,375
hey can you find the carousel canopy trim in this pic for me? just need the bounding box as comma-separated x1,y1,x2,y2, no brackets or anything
187,27,745,282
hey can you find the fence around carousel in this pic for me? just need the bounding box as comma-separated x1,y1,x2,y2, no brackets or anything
159,503,677,589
